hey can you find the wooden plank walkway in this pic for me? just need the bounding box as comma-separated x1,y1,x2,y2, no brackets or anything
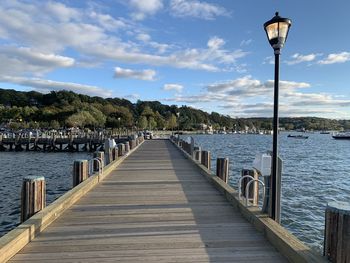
9,140,287,262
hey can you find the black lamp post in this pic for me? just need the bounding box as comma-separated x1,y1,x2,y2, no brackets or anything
264,12,291,221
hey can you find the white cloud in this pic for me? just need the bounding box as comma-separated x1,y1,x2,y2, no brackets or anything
0,46,74,76
263,56,274,65
114,67,156,81
0,76,112,97
136,33,169,53
124,93,140,101
136,33,152,42
165,76,350,118
240,39,252,46
285,53,321,65
170,0,229,20
163,83,184,92
207,36,225,50
285,53,322,65
0,1,245,73
129,0,164,20
318,52,350,65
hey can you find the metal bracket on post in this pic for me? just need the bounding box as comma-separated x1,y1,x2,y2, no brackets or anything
245,179,265,207
89,157,103,181
238,175,254,201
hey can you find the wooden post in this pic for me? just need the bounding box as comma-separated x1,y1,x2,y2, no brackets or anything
241,169,259,206
324,201,350,262
21,176,46,222
216,158,229,183
201,150,211,170
112,147,117,161
194,150,201,162
73,160,89,187
93,151,104,171
124,142,130,153
129,139,136,150
118,143,124,156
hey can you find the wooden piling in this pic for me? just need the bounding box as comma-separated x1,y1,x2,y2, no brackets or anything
118,143,124,156
201,150,211,170
73,160,89,187
93,151,104,171
324,201,350,263
216,158,229,183
124,142,130,153
21,176,46,222
241,169,259,206
112,147,117,161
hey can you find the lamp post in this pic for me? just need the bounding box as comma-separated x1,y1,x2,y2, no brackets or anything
263,12,291,221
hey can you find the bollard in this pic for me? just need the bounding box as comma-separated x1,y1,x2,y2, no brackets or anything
241,169,259,206
129,139,136,150
93,151,104,171
73,160,89,187
118,143,124,156
324,201,350,262
201,150,211,170
216,158,229,183
112,147,117,161
194,150,201,162
124,142,130,153
21,176,46,222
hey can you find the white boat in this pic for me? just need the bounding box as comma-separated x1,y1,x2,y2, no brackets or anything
332,132,350,140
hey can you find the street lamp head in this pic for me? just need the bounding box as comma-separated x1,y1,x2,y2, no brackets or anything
264,12,291,51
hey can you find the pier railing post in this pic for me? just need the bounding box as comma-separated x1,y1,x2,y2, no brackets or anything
193,146,201,162
324,201,350,262
124,142,130,153
216,158,229,183
73,160,89,187
201,150,211,170
117,143,124,156
93,151,104,171
241,169,259,206
21,176,46,222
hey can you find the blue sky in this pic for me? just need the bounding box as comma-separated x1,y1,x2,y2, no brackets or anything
1,0,350,119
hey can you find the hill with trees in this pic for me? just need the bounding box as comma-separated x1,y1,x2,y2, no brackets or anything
0,88,349,131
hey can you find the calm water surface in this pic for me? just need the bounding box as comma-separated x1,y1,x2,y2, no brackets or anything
190,133,350,252
0,152,91,237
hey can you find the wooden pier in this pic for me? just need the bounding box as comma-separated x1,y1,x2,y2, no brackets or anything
1,139,327,262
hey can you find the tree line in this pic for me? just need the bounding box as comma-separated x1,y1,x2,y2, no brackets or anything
0,88,349,131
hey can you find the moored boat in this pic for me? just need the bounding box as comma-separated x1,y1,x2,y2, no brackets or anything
287,134,309,139
332,132,350,140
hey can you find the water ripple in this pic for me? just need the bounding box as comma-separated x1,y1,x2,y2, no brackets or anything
0,151,91,237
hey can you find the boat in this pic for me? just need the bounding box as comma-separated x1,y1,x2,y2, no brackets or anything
320,131,330,134
332,132,350,140
287,134,309,139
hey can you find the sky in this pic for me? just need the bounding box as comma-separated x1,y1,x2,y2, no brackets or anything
1,0,350,119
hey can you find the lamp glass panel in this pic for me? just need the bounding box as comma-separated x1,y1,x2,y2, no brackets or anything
278,21,290,39
265,23,279,40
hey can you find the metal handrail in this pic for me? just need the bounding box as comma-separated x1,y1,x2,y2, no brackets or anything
238,175,254,201
89,157,103,177
245,179,265,207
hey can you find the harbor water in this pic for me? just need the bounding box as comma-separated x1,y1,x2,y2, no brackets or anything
0,152,91,237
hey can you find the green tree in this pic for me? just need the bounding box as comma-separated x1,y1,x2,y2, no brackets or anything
148,117,157,130
166,114,177,130
138,116,148,130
